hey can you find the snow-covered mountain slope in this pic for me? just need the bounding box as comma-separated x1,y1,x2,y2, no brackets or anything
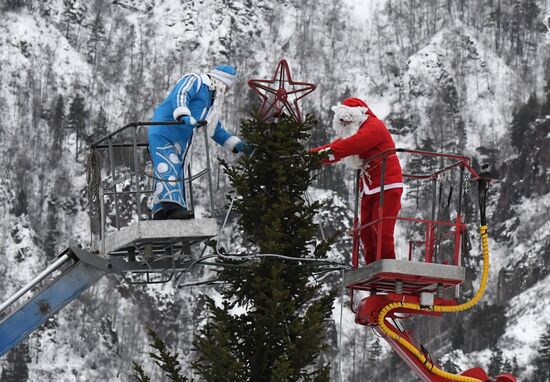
393,23,522,151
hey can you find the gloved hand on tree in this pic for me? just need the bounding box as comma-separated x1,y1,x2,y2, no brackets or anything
233,140,254,157
309,146,335,163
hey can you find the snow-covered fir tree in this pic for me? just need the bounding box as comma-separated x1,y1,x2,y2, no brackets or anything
193,114,335,381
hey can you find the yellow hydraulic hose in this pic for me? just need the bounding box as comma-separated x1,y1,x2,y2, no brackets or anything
377,225,490,382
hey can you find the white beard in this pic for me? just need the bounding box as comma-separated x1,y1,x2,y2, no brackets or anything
205,78,228,137
334,119,363,139
332,103,369,169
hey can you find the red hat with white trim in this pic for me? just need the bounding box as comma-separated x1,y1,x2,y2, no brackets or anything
341,97,377,118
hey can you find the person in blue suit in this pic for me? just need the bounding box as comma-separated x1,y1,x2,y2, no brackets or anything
148,64,248,220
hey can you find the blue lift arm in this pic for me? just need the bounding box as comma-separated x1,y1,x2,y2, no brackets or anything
0,219,216,360
0,247,107,358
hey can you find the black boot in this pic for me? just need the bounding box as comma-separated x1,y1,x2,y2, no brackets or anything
152,209,166,220
161,202,194,220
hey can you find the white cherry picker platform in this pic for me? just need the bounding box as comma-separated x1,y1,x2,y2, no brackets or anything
0,121,218,358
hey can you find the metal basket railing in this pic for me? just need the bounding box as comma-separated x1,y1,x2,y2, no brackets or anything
86,121,216,253
350,148,480,269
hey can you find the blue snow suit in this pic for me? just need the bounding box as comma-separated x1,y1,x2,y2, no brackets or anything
148,73,241,213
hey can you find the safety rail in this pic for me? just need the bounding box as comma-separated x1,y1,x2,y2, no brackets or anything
0,252,74,318
350,147,479,270
87,121,216,254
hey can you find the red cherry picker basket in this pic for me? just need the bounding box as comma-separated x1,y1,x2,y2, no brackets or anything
344,148,516,382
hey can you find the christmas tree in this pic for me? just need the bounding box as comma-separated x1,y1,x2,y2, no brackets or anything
132,328,193,382
193,113,336,381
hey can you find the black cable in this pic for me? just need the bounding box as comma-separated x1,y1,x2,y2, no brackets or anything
447,185,453,208
178,279,225,288
216,252,348,265
477,175,489,227
420,344,432,365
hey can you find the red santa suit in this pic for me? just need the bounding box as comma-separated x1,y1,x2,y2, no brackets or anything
311,97,403,264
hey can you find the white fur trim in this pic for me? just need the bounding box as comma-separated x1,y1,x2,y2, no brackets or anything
363,182,404,195
332,103,368,122
342,155,364,169
201,74,211,87
223,136,241,151
318,147,336,161
173,106,191,121
209,69,237,88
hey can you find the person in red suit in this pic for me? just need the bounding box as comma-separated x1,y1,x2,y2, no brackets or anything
311,97,403,264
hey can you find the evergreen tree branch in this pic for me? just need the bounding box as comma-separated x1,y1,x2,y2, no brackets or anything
132,361,151,382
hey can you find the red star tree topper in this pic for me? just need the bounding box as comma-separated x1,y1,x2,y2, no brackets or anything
248,59,316,124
